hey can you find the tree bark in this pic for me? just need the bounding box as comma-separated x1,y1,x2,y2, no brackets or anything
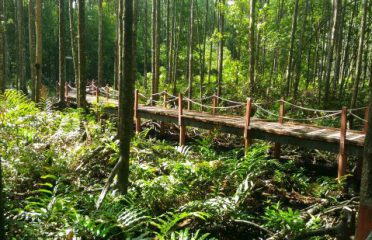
28,0,35,99
98,0,103,92
217,0,224,97
151,0,160,101
324,0,341,108
35,0,42,102
293,0,309,97
284,0,299,97
77,0,87,108
187,0,194,109
0,0,5,93
143,0,148,89
69,0,78,88
117,0,135,194
350,0,367,117
17,0,26,93
249,0,256,94
58,0,65,104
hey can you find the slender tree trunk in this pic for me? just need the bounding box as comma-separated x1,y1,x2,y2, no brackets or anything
98,0,103,91
187,0,194,109
58,0,65,104
28,0,35,99
117,0,123,91
284,0,299,96
199,0,208,101
151,0,160,100
0,0,5,93
350,0,367,113
35,0,42,102
293,0,308,97
217,0,224,97
165,0,170,84
77,0,87,107
69,0,78,88
249,0,256,94
17,0,26,93
143,0,148,89
324,0,341,107
117,0,135,194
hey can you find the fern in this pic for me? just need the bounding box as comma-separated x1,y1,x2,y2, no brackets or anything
151,211,209,239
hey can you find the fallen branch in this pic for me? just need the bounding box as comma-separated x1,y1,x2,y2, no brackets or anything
233,219,274,235
96,157,122,209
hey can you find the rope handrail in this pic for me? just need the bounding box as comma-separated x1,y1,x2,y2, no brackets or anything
254,103,342,121
348,111,368,123
184,97,243,109
280,100,340,113
348,106,367,112
215,95,245,106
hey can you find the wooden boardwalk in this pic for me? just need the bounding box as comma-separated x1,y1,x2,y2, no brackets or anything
67,89,366,157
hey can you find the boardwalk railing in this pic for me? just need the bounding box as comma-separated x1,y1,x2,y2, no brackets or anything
66,84,369,180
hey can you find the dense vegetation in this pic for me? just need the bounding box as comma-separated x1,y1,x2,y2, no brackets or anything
1,90,359,239
0,0,371,239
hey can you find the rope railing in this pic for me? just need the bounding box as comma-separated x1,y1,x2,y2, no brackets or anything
254,103,343,122
73,84,369,125
184,97,243,110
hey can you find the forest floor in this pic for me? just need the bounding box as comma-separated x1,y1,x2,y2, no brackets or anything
1,90,360,240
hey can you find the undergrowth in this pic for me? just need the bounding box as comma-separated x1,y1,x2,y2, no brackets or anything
0,90,353,239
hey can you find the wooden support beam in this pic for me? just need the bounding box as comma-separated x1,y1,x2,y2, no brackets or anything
212,93,217,115
338,107,347,180
244,98,252,155
134,89,141,133
274,97,284,159
179,93,186,146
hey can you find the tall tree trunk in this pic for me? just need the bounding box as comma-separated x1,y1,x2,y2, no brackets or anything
217,0,224,97
187,0,194,109
249,0,256,94
151,0,160,101
355,55,372,239
58,0,65,104
34,0,42,102
199,0,209,101
284,0,299,96
117,0,135,194
293,0,308,97
165,0,170,84
339,0,357,97
350,0,367,115
28,0,35,99
0,0,5,93
98,0,103,91
69,0,78,87
324,0,341,108
77,0,87,107
17,0,26,93
117,0,123,91
143,0,148,89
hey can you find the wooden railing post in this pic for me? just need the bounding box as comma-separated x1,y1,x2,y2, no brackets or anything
134,89,142,133
105,85,109,100
64,83,68,102
160,90,167,135
163,90,168,108
274,97,284,159
364,106,369,134
179,93,186,146
338,107,347,180
212,93,217,115
244,98,252,155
